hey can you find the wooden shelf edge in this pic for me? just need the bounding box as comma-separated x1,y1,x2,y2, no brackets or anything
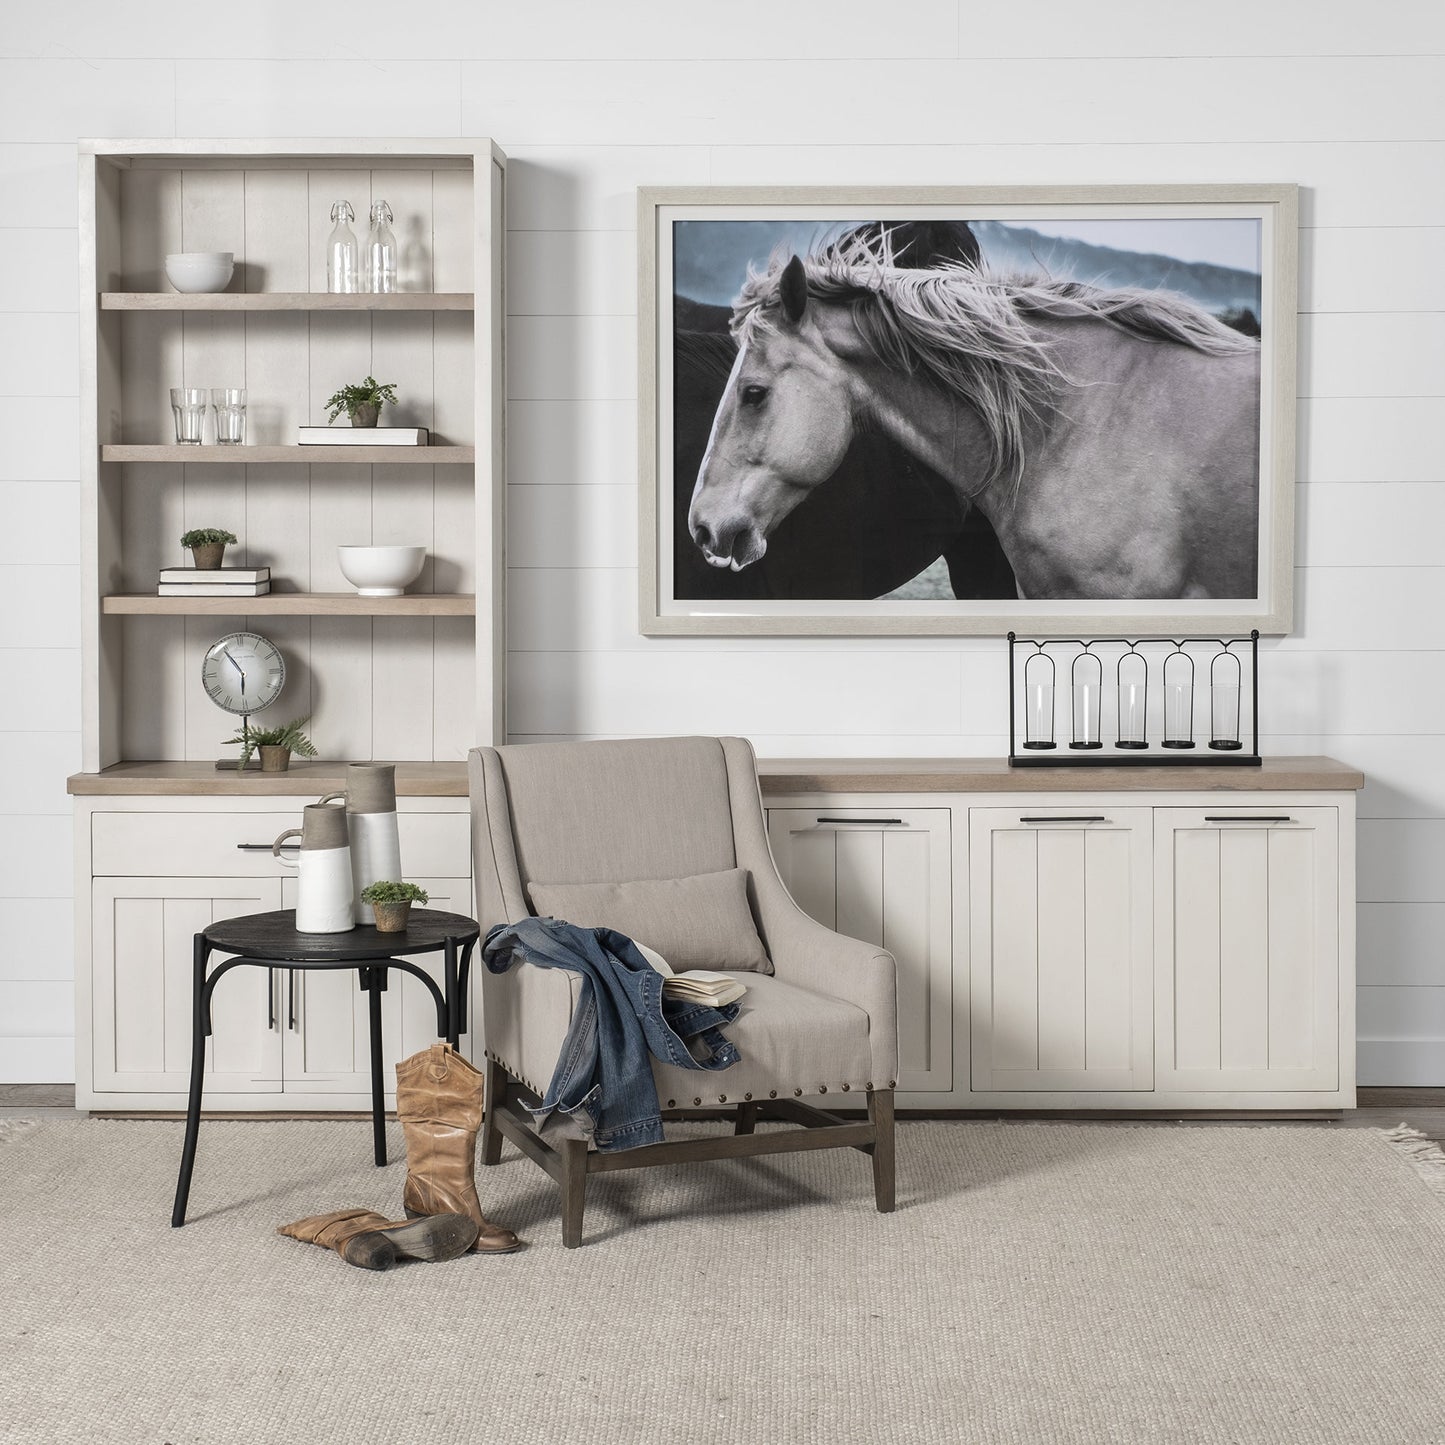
101,444,474,464
68,759,470,797
100,291,474,311
101,593,476,616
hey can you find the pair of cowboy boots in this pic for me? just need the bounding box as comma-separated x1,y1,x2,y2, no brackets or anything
279,1043,520,1271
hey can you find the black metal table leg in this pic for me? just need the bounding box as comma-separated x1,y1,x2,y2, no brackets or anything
172,934,211,1226
444,935,460,1047
364,966,387,1166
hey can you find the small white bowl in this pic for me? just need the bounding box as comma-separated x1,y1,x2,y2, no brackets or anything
337,545,426,597
164,252,235,294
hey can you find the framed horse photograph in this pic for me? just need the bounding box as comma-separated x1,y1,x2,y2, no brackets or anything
637,184,1298,637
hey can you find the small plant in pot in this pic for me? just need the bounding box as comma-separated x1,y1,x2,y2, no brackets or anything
360,881,430,933
180,527,238,570
224,715,318,773
323,375,399,429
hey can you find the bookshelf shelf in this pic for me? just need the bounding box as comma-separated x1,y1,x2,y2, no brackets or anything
102,444,474,465
100,291,474,311
101,592,477,617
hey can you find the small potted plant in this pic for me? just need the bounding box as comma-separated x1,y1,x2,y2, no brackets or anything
224,715,318,772
360,880,430,933
180,527,238,570
323,375,399,429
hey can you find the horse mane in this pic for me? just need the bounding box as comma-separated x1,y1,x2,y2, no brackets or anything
731,231,1258,495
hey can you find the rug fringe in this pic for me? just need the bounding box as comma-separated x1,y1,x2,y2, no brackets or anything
0,1118,39,1145
1381,1123,1445,1196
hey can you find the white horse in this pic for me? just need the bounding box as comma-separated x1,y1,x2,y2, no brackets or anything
687,235,1261,600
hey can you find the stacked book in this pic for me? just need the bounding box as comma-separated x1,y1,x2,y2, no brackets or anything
297,426,429,447
158,566,271,598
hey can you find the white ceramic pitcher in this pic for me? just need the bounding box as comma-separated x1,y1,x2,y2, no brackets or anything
273,802,355,934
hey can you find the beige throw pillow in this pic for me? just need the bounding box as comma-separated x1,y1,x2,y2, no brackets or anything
527,867,771,973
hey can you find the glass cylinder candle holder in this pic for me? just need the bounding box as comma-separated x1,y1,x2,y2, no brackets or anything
1210,650,1243,750
211,388,246,445
1161,647,1196,749
170,387,208,445
1022,651,1056,750
1115,649,1148,749
1070,649,1103,750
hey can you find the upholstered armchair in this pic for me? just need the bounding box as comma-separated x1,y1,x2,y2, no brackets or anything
469,735,897,1247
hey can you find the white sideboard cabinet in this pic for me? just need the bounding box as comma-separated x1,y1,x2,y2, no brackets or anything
760,757,1362,1114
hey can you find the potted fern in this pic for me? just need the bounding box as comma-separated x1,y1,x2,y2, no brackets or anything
359,880,430,933
180,527,238,570
224,715,318,773
323,375,399,429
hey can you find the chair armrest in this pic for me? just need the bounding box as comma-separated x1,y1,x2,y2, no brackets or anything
480,956,582,1098
767,909,899,1087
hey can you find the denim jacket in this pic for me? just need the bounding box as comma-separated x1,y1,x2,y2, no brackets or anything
483,916,741,1152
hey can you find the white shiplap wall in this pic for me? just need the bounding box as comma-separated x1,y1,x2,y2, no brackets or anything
1,0,1441,1084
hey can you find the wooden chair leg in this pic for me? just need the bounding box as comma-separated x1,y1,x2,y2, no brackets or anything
559,1137,588,1248
868,1088,896,1213
734,1100,760,1135
481,1057,506,1166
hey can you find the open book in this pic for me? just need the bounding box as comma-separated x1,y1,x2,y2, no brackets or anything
632,940,748,1007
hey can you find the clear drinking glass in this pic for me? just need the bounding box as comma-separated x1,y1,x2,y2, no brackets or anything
170,387,208,444
363,199,397,294
211,388,246,445
327,200,359,293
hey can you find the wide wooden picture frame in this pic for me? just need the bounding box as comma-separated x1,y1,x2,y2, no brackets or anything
638,184,1297,637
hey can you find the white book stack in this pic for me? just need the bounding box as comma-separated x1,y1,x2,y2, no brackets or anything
157,566,272,598
297,426,429,447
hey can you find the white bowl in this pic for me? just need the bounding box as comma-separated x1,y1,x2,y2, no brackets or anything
337,545,426,597
164,252,234,294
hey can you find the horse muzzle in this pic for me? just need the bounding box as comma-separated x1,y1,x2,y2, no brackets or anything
692,518,768,573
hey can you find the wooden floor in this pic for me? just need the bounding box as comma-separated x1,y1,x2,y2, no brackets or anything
4,1084,1443,1143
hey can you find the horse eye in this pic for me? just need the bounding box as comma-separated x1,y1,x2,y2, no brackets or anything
740,383,769,407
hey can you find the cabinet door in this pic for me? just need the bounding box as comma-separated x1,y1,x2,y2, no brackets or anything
970,808,1153,1092
280,876,472,1094
1155,807,1338,1092
767,808,952,1093
92,877,284,1095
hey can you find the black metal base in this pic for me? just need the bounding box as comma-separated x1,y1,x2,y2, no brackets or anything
1010,751,1263,768
1068,741,1104,751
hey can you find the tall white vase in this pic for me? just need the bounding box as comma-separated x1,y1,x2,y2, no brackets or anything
323,763,403,924
273,804,355,934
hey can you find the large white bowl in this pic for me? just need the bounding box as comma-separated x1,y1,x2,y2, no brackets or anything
337,545,426,597
164,251,234,294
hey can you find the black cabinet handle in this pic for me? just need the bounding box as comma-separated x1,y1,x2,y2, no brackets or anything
815,817,903,825
1204,815,1293,824
1019,815,1108,824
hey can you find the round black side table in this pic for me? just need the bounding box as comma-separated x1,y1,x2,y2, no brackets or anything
171,908,480,1228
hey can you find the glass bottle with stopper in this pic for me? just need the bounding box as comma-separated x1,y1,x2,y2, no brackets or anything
327,200,359,294
363,199,398,294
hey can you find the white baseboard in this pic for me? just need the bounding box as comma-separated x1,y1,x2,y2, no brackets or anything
0,1037,73,1084
1358,1039,1445,1088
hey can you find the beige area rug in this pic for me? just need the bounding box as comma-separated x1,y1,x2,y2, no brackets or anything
3,1118,1445,1445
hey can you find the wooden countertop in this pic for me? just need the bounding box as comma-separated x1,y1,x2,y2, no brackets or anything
756,755,1365,794
67,761,469,796
70,755,1364,798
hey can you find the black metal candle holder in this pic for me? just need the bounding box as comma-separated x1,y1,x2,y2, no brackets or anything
1007,631,1261,768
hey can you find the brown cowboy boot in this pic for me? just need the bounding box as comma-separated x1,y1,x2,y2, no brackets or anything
277,1208,478,1271
395,1043,521,1253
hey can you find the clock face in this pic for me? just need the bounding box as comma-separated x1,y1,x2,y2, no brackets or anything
201,631,286,716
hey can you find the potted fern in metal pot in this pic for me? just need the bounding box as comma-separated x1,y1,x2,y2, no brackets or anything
224,715,318,773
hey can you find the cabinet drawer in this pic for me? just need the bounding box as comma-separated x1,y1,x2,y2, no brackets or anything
93,809,470,878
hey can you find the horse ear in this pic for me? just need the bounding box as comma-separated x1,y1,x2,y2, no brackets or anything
779,254,807,325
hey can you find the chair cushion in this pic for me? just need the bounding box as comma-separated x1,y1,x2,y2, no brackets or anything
650,973,876,1105
528,867,771,973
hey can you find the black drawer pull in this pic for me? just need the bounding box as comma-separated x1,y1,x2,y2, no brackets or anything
1019,815,1108,824
815,817,903,826
1204,815,1293,824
